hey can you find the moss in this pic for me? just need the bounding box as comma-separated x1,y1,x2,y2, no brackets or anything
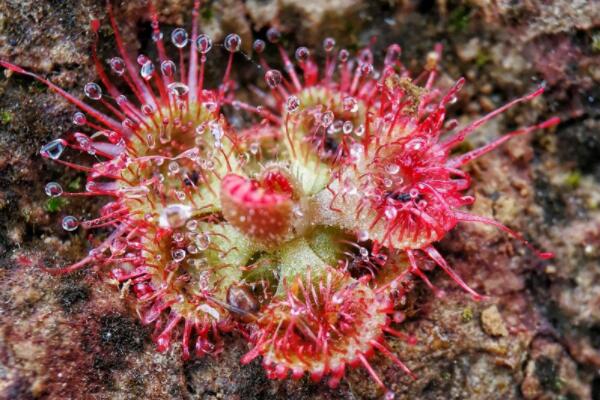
461,307,473,322
45,197,67,213
440,371,452,381
450,140,474,155
475,50,490,67
28,81,47,93
448,6,471,33
67,176,82,191
0,110,13,124
200,4,213,21
564,170,581,189
592,32,600,53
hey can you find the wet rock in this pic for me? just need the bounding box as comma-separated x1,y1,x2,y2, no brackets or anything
521,338,591,400
481,305,508,337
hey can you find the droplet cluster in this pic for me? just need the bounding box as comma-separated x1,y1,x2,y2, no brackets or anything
0,2,558,397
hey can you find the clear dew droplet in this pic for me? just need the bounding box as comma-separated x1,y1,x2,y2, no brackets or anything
266,27,280,43
357,229,369,242
122,118,137,129
195,122,207,135
252,39,265,53
445,119,459,131
321,111,334,127
152,31,163,42
385,163,400,175
342,96,358,113
204,159,215,170
354,124,365,137
40,139,66,160
345,183,358,197
224,33,241,52
186,220,198,231
361,62,373,75
384,206,398,221
359,247,369,258
196,233,210,251
359,48,373,64
332,293,343,304
342,120,353,135
159,204,192,228
168,161,180,174
72,112,87,126
109,57,125,76
264,69,282,89
209,121,224,142
294,46,309,62
140,61,155,80
74,132,95,155
107,130,121,143
328,120,343,135
84,82,102,100
204,101,217,112
171,28,188,48
249,142,259,155
116,95,128,106
160,60,176,77
196,34,212,54
323,37,335,52
167,82,189,97
45,182,63,197
349,143,363,160
141,103,155,116
407,138,425,151
292,204,304,217
62,215,79,231
385,44,401,66
137,54,150,65
338,49,350,62
286,95,300,113
172,249,186,262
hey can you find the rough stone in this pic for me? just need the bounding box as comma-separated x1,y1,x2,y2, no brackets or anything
481,305,509,337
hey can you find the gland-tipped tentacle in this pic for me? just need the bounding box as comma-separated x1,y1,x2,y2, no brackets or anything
447,116,560,168
242,267,411,392
441,86,546,150
2,5,559,393
454,211,554,259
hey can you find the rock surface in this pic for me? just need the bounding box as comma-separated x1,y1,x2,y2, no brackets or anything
1,0,599,399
